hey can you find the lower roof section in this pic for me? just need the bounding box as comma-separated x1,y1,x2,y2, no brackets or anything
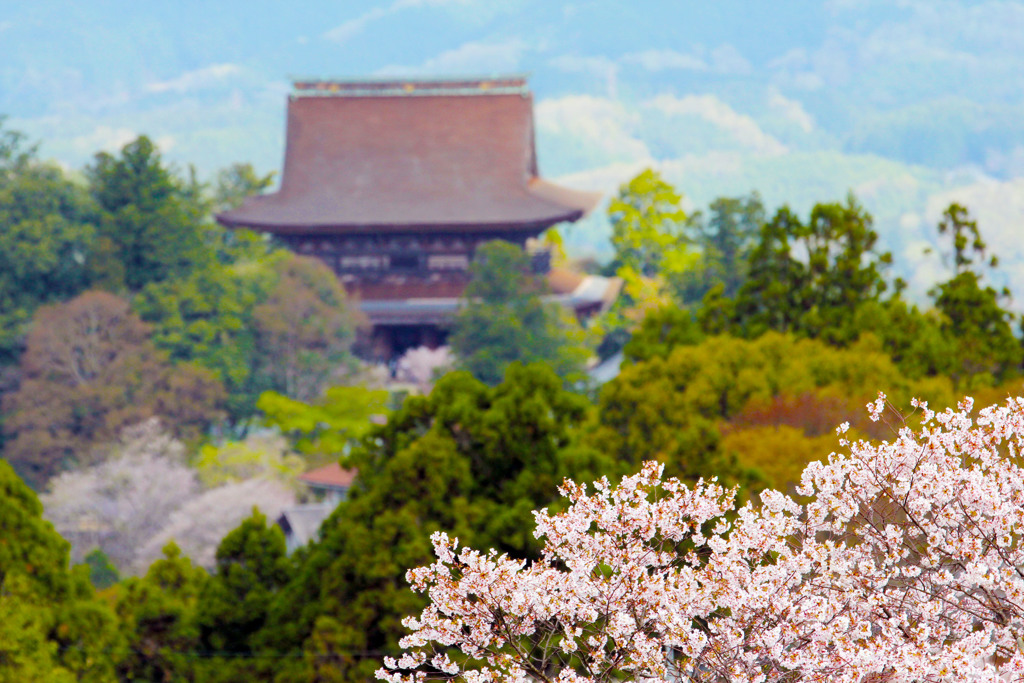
358,270,622,327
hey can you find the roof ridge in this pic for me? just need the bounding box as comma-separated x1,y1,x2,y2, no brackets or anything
292,75,529,98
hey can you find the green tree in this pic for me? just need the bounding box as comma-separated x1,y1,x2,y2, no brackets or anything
136,252,360,419
451,241,588,386
257,384,389,466
50,569,126,683
722,195,892,345
88,135,213,291
726,206,807,337
676,193,764,302
255,364,610,683
850,298,955,380
600,170,696,341
928,203,1021,385
115,542,207,682
621,305,704,363
196,511,289,662
81,548,120,590
0,459,71,598
0,460,122,680
134,254,272,420
608,169,690,278
213,162,275,213
0,574,74,683
0,125,97,364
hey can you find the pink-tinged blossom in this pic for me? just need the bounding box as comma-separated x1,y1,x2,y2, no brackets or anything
379,395,1024,682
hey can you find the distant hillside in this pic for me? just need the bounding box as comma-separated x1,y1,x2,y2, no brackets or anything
4,0,1024,301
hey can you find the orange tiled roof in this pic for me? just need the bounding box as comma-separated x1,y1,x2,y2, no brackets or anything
297,462,357,489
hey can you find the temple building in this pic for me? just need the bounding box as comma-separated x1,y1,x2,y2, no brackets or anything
217,76,611,359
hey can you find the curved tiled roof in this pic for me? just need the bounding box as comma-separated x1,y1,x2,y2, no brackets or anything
217,78,600,234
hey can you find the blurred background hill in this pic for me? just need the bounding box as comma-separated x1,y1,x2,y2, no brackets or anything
3,0,1024,297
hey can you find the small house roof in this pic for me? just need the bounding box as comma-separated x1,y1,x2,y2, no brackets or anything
277,503,335,550
297,462,357,491
217,77,600,234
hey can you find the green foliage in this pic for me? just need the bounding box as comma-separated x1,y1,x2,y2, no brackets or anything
88,135,213,291
0,126,98,364
0,574,74,683
0,460,121,680
136,251,360,419
609,168,690,277
134,252,273,419
936,202,998,273
927,203,1022,385
255,364,609,682
676,193,764,302
599,170,696,342
933,271,1021,384
194,432,305,487
451,241,589,386
622,305,704,363
0,459,70,599
729,195,892,345
849,298,954,380
197,510,289,657
592,333,954,490
50,568,125,682
709,205,804,337
213,162,275,213
81,548,120,590
257,384,389,465
114,542,207,682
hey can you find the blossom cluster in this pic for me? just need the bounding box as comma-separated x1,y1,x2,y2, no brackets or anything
378,395,1024,682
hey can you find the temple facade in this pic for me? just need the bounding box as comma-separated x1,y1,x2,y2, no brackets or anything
217,76,606,359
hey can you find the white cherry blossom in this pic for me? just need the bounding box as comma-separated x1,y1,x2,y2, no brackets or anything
380,395,1024,682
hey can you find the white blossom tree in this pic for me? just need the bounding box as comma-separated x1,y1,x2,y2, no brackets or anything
380,395,1024,682
42,418,198,568
44,419,297,574
395,345,454,391
133,477,295,572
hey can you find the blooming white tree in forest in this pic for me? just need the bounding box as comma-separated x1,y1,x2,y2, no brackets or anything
133,477,294,572
44,418,296,573
380,395,1024,682
43,418,198,568
395,345,454,391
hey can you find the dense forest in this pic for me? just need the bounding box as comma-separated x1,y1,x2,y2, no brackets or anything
1,122,1022,681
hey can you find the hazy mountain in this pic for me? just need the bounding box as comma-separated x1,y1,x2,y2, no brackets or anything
3,0,1024,298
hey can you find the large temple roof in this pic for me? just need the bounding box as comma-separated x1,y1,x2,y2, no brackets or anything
217,77,600,234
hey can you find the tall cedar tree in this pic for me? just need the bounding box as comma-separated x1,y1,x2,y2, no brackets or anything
88,135,212,292
726,195,891,345
114,543,208,682
929,203,1022,384
195,510,290,680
